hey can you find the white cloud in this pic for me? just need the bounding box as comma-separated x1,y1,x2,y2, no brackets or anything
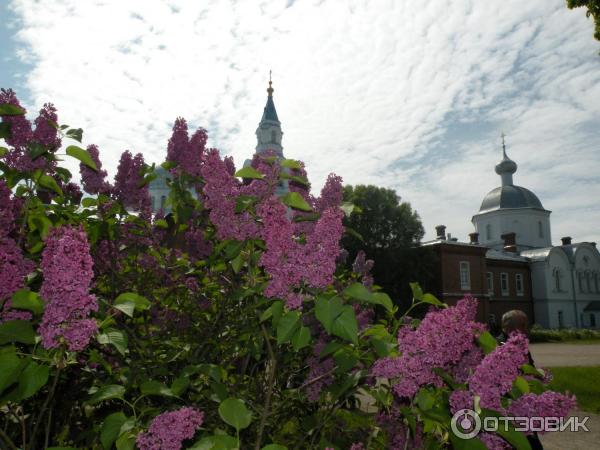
6,0,600,244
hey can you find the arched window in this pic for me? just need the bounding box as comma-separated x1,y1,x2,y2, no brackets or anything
553,267,561,292
160,195,166,210
486,224,492,240
538,221,544,238
271,129,277,143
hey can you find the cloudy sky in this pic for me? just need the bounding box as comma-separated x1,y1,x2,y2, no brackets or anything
1,0,599,243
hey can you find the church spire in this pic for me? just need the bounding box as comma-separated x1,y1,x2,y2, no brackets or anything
494,133,517,186
256,74,283,156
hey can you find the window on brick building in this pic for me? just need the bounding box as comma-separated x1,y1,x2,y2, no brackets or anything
460,261,471,290
501,272,509,296
486,272,493,294
516,273,524,296
591,314,597,328
486,224,492,240
558,310,564,328
553,267,561,292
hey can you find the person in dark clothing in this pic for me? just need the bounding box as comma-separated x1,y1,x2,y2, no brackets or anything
497,310,544,450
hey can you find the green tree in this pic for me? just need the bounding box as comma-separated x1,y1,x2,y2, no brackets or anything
568,0,600,41
342,185,437,312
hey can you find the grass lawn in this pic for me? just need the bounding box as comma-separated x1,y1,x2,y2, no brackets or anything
548,366,600,413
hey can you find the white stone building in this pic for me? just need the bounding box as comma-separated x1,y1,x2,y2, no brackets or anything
472,138,600,328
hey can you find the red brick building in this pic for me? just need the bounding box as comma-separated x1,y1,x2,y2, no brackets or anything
423,225,534,330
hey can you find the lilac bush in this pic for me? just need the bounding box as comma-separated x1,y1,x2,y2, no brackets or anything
0,91,576,450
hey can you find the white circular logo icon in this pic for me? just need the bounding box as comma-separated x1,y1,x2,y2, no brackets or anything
451,409,481,439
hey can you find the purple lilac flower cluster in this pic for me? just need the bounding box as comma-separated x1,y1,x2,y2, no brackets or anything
166,117,207,177
352,250,375,287
39,225,98,351
0,180,16,236
305,333,335,402
200,149,260,241
371,296,484,398
467,332,530,410
136,407,204,450
257,196,344,308
0,237,34,322
0,89,62,173
80,144,111,195
113,150,152,215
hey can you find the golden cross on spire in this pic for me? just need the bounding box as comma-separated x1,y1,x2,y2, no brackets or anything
267,70,274,96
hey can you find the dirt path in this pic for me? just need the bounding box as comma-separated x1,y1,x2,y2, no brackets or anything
529,342,600,367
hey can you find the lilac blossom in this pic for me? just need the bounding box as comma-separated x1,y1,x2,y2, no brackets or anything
0,237,34,322
468,332,530,410
0,180,16,237
136,407,204,450
80,144,110,195
0,88,32,150
32,103,61,149
113,150,152,214
372,296,483,398
39,225,98,351
201,149,259,241
507,391,577,432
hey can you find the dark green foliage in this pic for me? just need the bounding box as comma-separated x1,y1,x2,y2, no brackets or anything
342,185,438,313
567,0,600,41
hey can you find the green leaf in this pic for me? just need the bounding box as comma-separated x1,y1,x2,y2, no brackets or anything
280,158,302,169
371,292,394,312
65,127,83,142
0,122,11,139
87,384,126,405
281,192,312,212
97,329,128,356
234,166,264,179
190,434,239,450
315,296,344,333
114,292,151,316
291,326,311,351
235,195,257,213
409,282,424,301
0,103,25,115
260,301,283,323
0,146,7,157
54,166,72,182
0,348,28,395
477,331,498,354
422,293,445,307
39,174,63,195
261,445,288,450
10,361,49,400
171,376,190,396
276,311,301,345
343,283,372,301
11,289,44,315
218,397,253,431
231,254,244,273
29,142,48,160
140,380,176,397
340,201,357,217
513,376,530,395
81,197,97,207
331,306,359,345
115,433,136,450
100,412,127,450
66,145,97,170
0,320,36,345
